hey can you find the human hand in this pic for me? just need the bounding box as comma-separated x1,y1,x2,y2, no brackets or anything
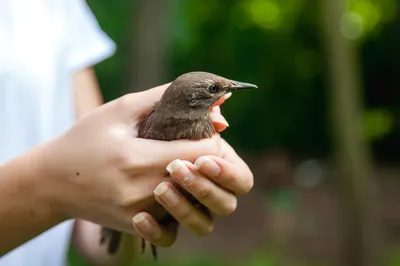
40,84,221,234
131,107,254,247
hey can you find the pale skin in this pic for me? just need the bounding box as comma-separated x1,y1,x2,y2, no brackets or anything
0,67,253,266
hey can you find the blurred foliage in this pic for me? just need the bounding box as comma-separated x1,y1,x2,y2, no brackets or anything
166,0,327,156
87,0,400,159
69,241,400,266
86,0,133,101
386,245,400,266
344,0,397,40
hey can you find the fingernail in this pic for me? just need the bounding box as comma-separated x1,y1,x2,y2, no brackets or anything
183,171,195,185
132,213,146,223
224,92,232,100
166,159,195,185
194,156,221,177
166,159,185,173
232,197,238,210
210,111,229,127
132,214,162,239
153,182,179,205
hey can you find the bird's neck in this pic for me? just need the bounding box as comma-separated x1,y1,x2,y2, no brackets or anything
155,103,210,121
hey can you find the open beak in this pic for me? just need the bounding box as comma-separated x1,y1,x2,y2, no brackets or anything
213,80,257,107
228,81,258,92
211,80,257,131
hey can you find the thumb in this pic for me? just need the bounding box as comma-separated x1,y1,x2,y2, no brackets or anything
124,83,171,115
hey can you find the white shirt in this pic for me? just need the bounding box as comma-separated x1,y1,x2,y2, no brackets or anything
0,0,116,265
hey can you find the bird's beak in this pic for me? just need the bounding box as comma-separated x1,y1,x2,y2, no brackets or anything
214,80,257,107
228,81,258,92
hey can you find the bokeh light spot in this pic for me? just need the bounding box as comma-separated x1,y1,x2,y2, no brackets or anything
244,0,283,30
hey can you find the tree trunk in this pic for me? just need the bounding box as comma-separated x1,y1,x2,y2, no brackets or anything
128,0,170,92
319,1,382,266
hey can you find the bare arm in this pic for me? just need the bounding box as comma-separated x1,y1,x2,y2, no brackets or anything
0,143,64,254
71,67,139,266
72,67,103,119
0,70,136,257
0,79,237,262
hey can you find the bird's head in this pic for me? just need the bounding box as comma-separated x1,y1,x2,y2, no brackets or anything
158,71,257,115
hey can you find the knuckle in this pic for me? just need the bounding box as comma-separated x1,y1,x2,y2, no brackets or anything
219,171,239,193
122,154,140,170
217,200,237,216
108,149,126,166
201,138,219,156
109,145,136,169
210,134,221,155
210,146,219,157
194,222,214,237
112,186,126,206
210,143,220,156
116,192,131,208
117,94,135,111
116,188,140,209
176,206,192,221
243,174,255,194
116,145,148,170
120,147,138,167
196,185,211,201
237,172,254,195
223,172,236,187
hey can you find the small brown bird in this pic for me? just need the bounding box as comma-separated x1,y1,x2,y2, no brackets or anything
99,71,256,260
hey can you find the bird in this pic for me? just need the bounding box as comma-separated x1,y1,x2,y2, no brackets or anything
99,71,257,261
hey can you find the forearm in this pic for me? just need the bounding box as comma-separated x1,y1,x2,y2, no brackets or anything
0,143,64,254
72,67,104,119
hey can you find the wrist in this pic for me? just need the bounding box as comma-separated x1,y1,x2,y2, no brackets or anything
29,140,70,224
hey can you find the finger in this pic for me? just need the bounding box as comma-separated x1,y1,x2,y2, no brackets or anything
139,82,171,99
193,140,253,194
133,83,172,110
133,83,172,108
132,134,221,168
153,182,214,237
166,159,237,216
210,106,229,133
132,212,178,247
117,83,171,117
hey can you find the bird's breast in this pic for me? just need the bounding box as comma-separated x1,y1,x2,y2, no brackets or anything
138,112,215,141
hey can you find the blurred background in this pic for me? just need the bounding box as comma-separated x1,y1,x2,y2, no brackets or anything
69,0,400,265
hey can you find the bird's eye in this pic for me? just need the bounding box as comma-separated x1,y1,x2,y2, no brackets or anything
208,84,219,93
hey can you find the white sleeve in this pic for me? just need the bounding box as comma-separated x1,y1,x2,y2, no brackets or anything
62,0,116,71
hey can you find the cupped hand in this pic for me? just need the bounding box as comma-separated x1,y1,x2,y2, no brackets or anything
131,96,254,247
42,83,220,234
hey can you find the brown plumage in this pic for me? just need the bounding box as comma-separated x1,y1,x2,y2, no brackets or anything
99,71,256,260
